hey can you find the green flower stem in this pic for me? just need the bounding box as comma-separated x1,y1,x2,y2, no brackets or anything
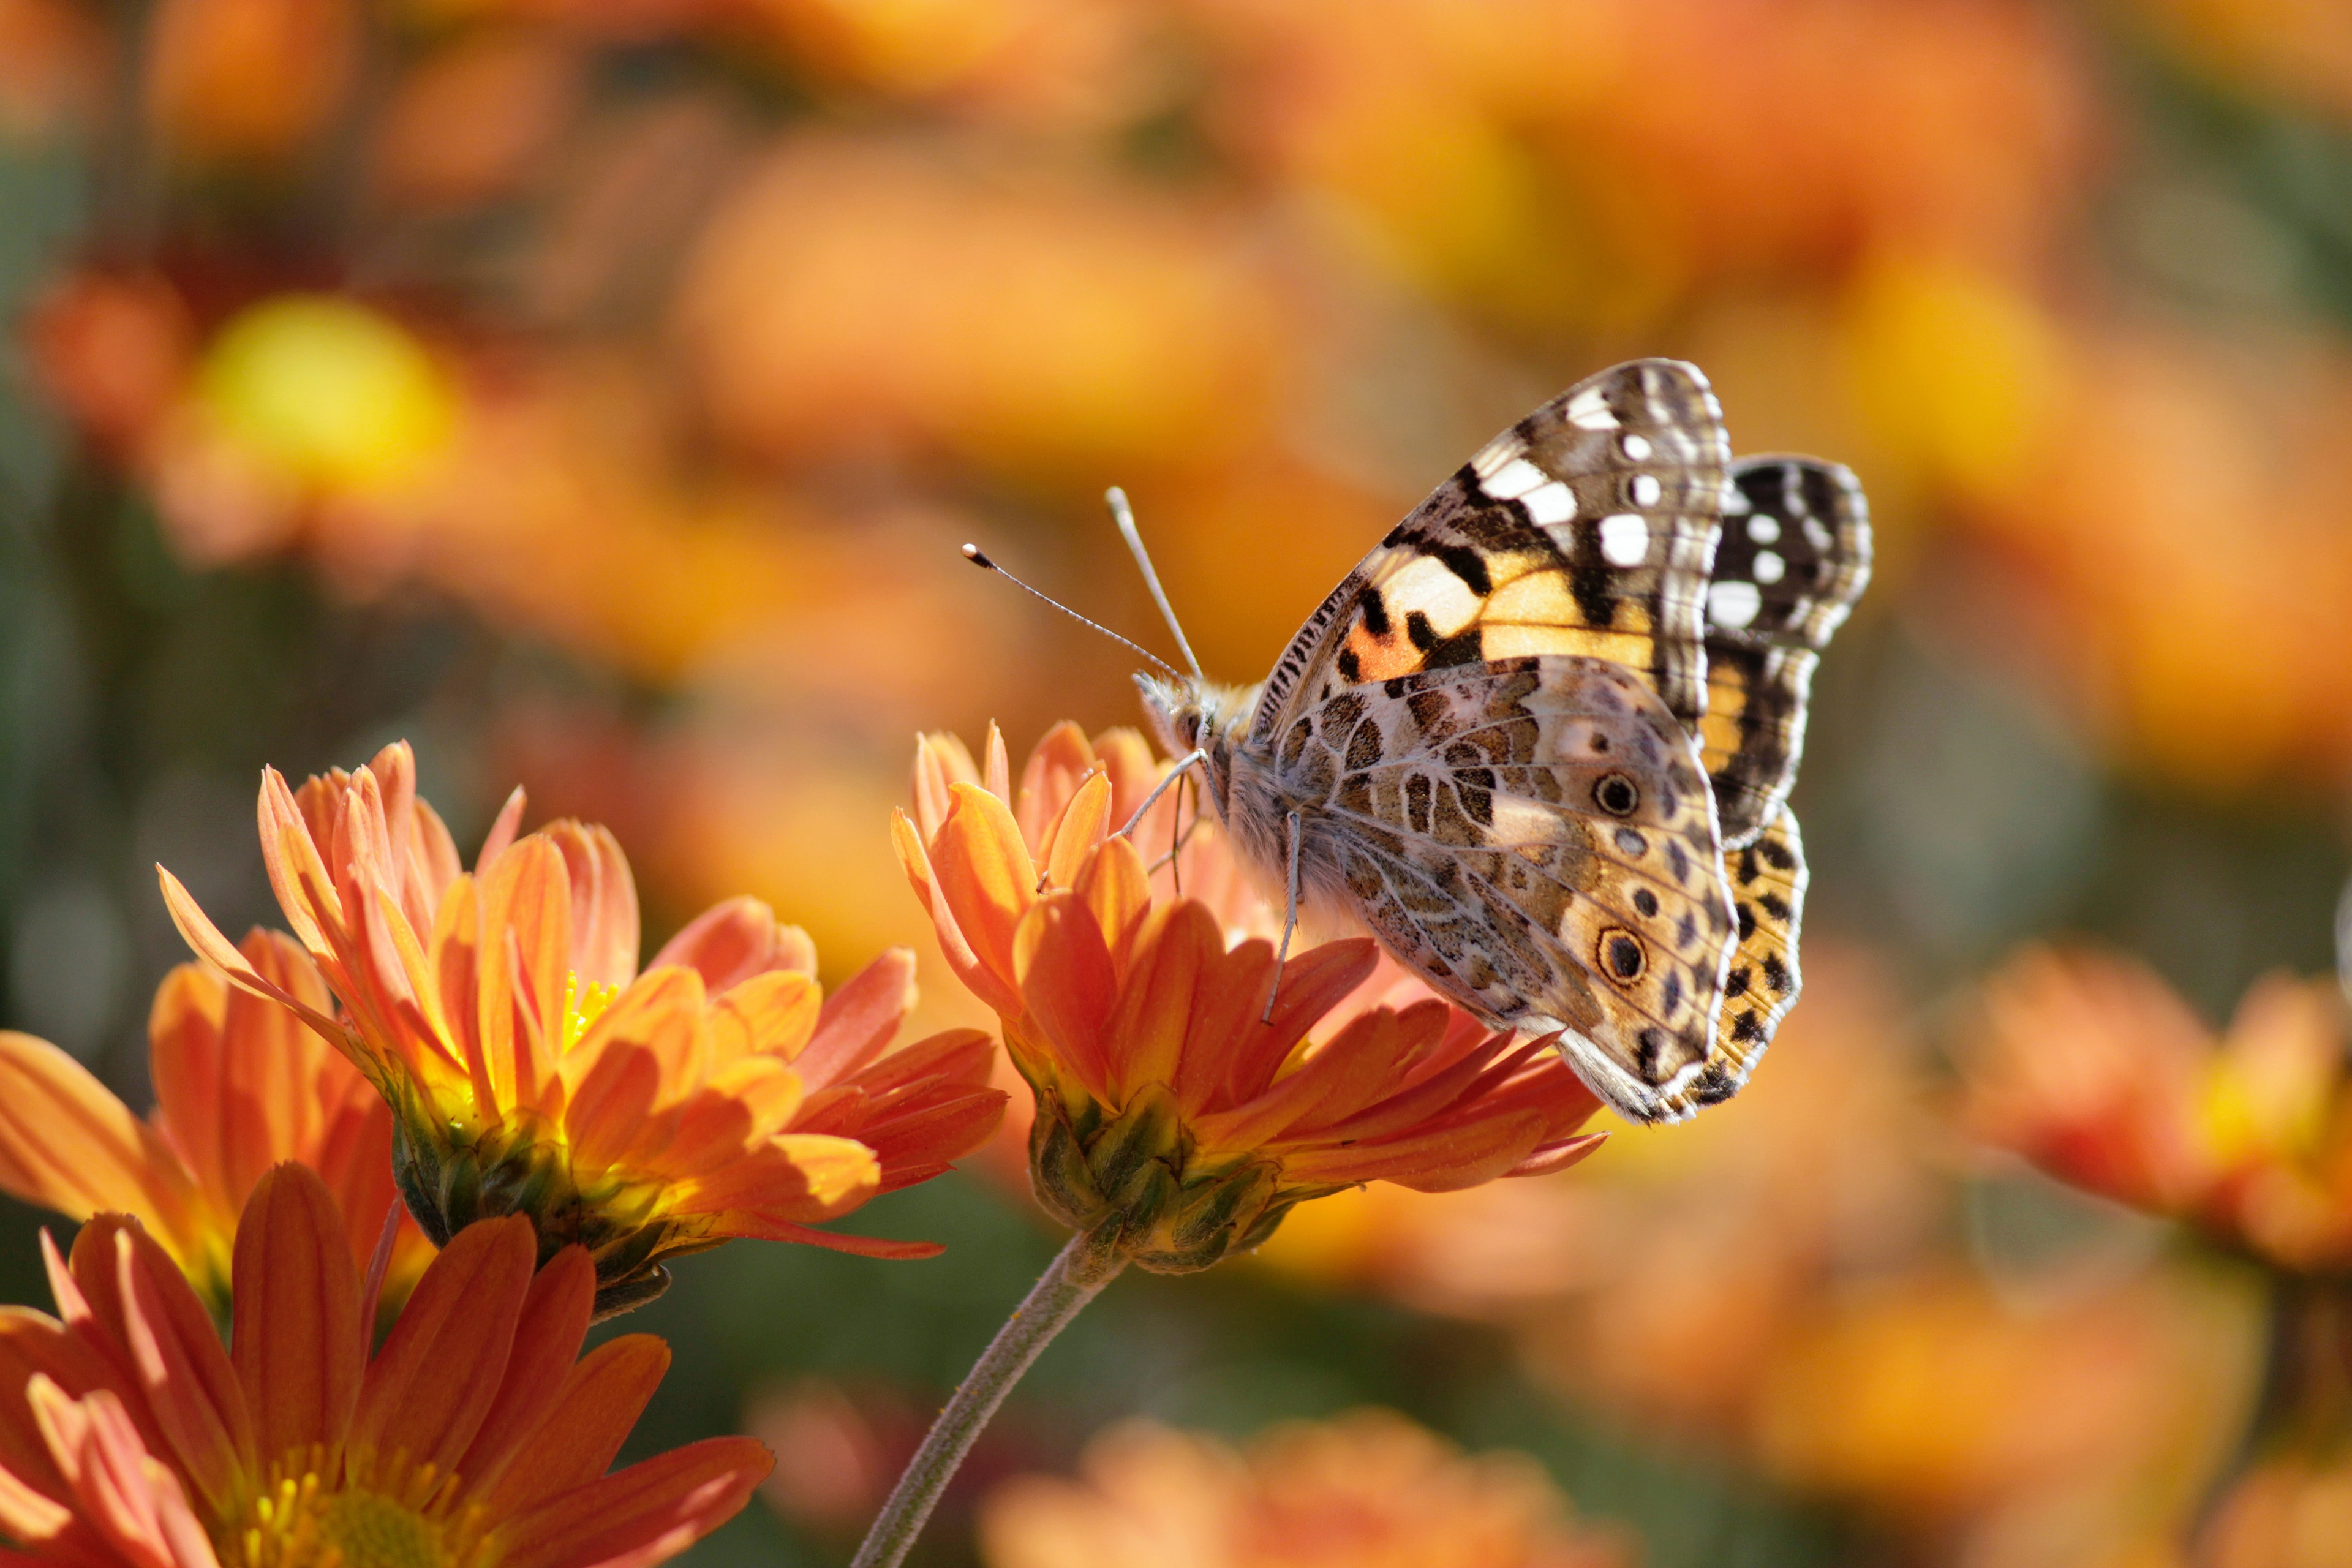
849,1226,1128,1568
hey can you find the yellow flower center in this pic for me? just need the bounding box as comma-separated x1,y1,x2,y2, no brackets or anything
224,1447,495,1568
317,1493,440,1568
562,971,620,1053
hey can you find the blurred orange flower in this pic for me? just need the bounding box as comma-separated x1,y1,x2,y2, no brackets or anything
979,1409,1627,1568
1965,943,2352,1272
2206,1450,2352,1568
162,740,1005,1314
0,1162,771,1568
892,723,1603,1271
0,927,431,1314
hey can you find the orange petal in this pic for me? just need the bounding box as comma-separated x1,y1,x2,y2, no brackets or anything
29,1379,216,1568
1012,897,1116,1100
477,786,527,871
648,898,810,993
456,1247,595,1498
114,1223,252,1511
350,1213,535,1476
701,1219,941,1259
703,970,820,1069
474,836,574,1111
1283,1107,1548,1191
495,1438,772,1568
1099,905,1202,1105
213,931,346,1204
1014,722,1098,851
481,1335,669,1518
796,949,915,1087
1037,770,1111,891
929,784,1038,999
230,1166,363,1467
0,1305,134,1510
1071,837,1150,974
0,1034,202,1257
890,810,1015,1017
546,823,641,992
683,1135,878,1221
155,867,353,1055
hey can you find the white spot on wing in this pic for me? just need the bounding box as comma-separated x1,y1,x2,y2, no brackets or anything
1482,458,1549,500
1521,481,1575,525
1708,579,1762,630
1387,555,1483,635
1753,550,1786,584
1598,513,1649,567
1629,473,1662,507
1619,433,1652,461
1747,516,1781,545
1567,387,1619,431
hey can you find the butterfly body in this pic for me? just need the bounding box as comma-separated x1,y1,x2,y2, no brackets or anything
1137,359,1868,1123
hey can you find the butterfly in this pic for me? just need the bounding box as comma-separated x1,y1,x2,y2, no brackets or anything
1136,359,1869,1123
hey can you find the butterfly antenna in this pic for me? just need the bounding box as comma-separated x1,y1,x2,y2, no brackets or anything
962,544,1183,680
1106,487,1205,681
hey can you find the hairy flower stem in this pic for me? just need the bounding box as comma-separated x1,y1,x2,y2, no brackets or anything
850,1226,1128,1568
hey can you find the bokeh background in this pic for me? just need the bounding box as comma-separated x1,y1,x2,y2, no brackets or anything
4,1,2352,1564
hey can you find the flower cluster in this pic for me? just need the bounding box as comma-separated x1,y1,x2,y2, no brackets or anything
0,1162,769,1568
0,927,432,1315
162,742,1005,1313
979,1409,1626,1568
894,724,1605,1272
1962,943,2352,1272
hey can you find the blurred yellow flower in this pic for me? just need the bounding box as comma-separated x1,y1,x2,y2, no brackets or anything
1964,944,2352,1272
195,294,459,491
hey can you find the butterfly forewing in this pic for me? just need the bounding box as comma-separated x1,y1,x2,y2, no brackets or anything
1250,359,1732,745
1697,456,1871,846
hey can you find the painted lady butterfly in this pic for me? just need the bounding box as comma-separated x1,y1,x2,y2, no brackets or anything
1137,359,1869,1123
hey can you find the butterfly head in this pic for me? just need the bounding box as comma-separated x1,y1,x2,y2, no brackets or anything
1136,672,1254,809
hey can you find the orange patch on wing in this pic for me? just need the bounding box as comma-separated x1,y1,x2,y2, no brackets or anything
1346,624,1423,682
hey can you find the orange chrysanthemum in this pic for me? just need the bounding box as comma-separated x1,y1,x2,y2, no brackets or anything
979,1411,1628,1568
1963,943,2352,1272
0,927,431,1314
161,741,1005,1314
0,1162,771,1568
892,724,1604,1272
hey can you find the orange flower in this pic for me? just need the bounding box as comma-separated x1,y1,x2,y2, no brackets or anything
1962,943,2352,1271
892,723,1604,1272
979,1410,1628,1568
0,927,431,1314
161,741,1005,1315
0,1161,771,1568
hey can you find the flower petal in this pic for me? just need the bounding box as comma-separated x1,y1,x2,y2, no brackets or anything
480,1335,669,1518
494,1439,773,1568
456,1246,596,1498
350,1213,535,1476
927,783,1038,1002
230,1165,363,1467
113,1224,251,1512
0,1034,203,1261
648,898,815,993
794,949,916,1087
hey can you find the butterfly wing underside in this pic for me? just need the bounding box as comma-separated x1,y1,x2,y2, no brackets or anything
1251,359,1732,748
1267,655,1739,1122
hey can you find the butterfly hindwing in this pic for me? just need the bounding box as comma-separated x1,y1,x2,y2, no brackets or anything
1662,804,1807,1117
1250,359,1732,747
1256,654,1738,1122
1697,456,1871,847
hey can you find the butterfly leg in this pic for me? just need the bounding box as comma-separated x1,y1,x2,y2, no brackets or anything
1260,809,1303,1025
1111,747,1208,841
